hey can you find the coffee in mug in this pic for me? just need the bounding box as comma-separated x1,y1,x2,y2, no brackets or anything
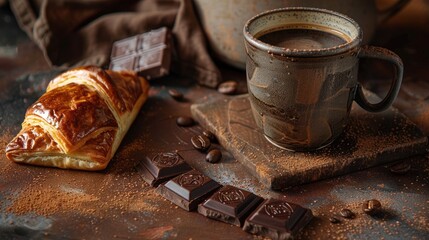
243,8,403,151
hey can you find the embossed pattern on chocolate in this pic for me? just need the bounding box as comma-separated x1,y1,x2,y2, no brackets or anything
136,152,192,187
156,169,221,211
198,185,263,226
152,152,182,167
243,198,313,240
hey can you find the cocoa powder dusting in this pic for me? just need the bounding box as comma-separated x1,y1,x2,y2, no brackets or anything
298,176,429,239
1,121,161,219
5,162,159,217
7,188,99,216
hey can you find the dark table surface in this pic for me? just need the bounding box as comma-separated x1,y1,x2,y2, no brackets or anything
0,1,428,239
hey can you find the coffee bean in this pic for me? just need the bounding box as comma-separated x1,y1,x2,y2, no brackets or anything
176,116,194,127
389,161,411,175
191,135,211,152
362,199,382,215
202,130,216,142
168,89,183,101
329,216,341,224
217,81,238,95
206,149,222,163
339,208,354,219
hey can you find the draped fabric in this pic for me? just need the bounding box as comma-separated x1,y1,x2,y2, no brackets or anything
9,0,221,87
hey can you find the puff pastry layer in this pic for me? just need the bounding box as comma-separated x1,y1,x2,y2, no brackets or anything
6,66,149,170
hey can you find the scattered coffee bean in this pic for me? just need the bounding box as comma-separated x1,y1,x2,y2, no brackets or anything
206,149,222,163
389,161,411,175
176,116,194,127
362,199,382,215
217,80,238,95
191,135,211,152
339,208,354,219
329,216,341,224
202,130,216,142
168,89,183,101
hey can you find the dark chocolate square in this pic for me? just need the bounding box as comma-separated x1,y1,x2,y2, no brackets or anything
136,152,192,187
156,169,221,211
243,198,313,240
137,27,168,51
135,47,164,70
109,56,136,71
111,36,138,60
198,185,263,226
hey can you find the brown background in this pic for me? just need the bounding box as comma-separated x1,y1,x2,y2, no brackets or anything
0,0,428,239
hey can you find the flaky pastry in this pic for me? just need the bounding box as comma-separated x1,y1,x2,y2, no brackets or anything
6,66,149,170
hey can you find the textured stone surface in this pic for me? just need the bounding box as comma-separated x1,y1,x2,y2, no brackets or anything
191,94,428,190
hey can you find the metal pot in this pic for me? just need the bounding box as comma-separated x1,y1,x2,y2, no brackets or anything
193,0,409,69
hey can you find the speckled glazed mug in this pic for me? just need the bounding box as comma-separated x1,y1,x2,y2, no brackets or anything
244,8,403,151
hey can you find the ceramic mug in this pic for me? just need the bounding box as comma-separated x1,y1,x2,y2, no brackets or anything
243,8,403,151
194,0,410,69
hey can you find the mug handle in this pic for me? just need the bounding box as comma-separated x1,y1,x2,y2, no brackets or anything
355,45,403,112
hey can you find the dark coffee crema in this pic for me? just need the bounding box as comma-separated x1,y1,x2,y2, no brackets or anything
257,25,350,50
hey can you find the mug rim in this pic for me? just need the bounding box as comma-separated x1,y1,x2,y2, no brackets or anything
243,7,363,57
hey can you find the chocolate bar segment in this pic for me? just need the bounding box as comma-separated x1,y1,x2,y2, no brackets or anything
136,27,169,52
109,27,171,79
156,169,221,211
198,185,263,226
111,27,169,60
109,56,135,71
134,46,170,79
111,36,138,60
136,152,192,187
243,198,313,240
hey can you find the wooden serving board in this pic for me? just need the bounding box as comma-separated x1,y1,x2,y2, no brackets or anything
191,94,428,190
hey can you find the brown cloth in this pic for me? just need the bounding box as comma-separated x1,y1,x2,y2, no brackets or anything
9,0,221,88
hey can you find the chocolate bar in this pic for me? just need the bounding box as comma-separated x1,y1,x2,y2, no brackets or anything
198,185,263,226
156,169,221,211
243,198,313,240
136,152,192,187
109,27,171,79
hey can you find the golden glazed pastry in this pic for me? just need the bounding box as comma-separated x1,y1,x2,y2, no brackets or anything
6,66,149,170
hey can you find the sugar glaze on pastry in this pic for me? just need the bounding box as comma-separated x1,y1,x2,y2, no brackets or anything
6,66,149,170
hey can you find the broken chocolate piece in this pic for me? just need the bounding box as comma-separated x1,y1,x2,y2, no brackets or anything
243,198,313,240
136,152,192,187
109,27,171,79
198,185,263,226
157,169,221,211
